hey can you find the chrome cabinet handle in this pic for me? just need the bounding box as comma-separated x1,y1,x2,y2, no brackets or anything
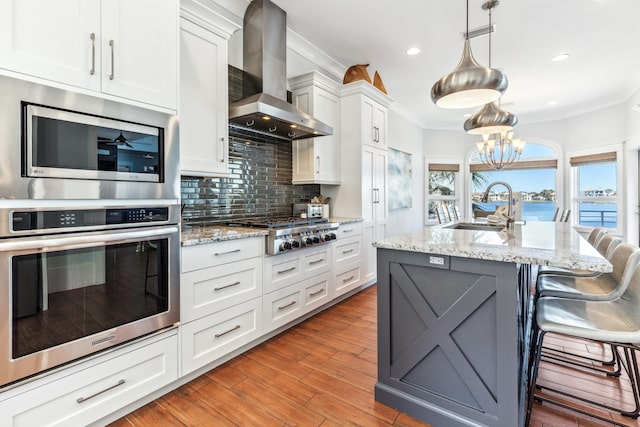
109,40,115,80
214,248,241,256
89,33,96,75
342,275,355,283
372,126,376,142
309,258,324,265
342,228,354,233
76,379,125,403
277,266,296,274
316,156,320,174
342,249,354,254
309,289,324,297
214,281,241,291
219,137,225,162
277,300,296,311
214,324,241,338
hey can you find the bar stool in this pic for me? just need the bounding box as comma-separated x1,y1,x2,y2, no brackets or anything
447,205,458,221
537,227,609,277
537,242,637,301
526,260,640,427
435,206,450,224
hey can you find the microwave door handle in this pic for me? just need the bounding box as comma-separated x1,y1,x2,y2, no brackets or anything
0,225,179,252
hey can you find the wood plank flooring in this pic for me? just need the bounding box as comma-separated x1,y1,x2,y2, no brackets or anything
108,285,640,427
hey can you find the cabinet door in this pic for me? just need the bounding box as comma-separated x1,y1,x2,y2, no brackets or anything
0,0,101,91
291,86,339,184
179,18,229,176
373,103,387,147
361,96,377,147
101,0,178,109
373,147,388,224
362,146,376,223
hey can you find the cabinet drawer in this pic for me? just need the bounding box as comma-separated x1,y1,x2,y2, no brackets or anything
264,246,332,294
181,257,263,322
335,263,362,296
334,236,362,267
263,272,332,333
1,334,178,427
337,222,363,237
182,237,264,273
181,298,262,376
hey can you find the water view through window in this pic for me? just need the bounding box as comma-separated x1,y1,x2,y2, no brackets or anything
470,144,617,228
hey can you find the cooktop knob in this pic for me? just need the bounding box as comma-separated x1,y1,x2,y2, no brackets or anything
302,236,313,246
312,236,320,244
279,241,292,251
290,239,300,248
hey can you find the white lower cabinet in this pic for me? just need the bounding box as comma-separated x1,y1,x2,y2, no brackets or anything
263,271,332,333
0,332,177,427
180,298,262,375
334,263,363,297
263,245,331,293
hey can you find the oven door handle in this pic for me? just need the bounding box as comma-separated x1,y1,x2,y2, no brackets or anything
0,225,179,252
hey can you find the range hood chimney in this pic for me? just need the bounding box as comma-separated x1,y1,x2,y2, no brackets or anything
229,0,333,141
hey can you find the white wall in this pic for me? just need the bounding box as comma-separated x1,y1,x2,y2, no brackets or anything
386,109,425,235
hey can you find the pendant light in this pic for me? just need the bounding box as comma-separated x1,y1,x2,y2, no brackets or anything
430,0,508,109
464,0,517,134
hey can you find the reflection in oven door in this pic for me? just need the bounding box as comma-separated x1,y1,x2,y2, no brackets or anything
1,225,179,387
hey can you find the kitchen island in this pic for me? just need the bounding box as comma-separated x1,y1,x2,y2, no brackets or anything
373,221,611,427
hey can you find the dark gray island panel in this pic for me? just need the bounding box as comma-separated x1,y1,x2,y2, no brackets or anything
376,249,525,427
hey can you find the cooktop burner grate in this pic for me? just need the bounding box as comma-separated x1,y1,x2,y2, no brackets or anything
229,217,328,229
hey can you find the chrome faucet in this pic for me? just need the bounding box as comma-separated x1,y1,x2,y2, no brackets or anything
481,181,514,228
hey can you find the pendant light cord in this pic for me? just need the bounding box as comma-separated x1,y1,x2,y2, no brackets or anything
466,0,469,39
488,5,492,67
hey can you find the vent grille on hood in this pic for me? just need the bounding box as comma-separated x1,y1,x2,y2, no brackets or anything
228,0,333,141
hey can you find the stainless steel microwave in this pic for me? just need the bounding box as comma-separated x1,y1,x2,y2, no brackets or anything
0,74,179,201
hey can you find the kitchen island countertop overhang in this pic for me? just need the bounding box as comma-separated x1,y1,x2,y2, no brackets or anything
373,221,612,273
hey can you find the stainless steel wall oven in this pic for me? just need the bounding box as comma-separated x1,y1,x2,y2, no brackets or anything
0,75,181,388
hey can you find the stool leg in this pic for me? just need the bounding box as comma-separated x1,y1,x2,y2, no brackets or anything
526,330,546,427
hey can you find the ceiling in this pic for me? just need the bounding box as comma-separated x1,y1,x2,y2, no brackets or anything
268,0,640,130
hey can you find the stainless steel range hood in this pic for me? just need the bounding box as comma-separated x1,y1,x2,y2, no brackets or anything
229,0,333,141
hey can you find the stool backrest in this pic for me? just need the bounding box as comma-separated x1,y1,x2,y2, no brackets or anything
587,227,607,246
608,245,640,300
618,250,640,308
595,234,621,257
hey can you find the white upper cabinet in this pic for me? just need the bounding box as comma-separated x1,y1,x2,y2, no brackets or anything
289,72,341,185
361,94,388,148
179,17,229,176
0,0,178,110
100,0,178,109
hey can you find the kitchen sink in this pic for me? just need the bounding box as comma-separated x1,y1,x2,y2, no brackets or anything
444,222,506,231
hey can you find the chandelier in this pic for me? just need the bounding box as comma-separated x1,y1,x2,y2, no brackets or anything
475,132,525,170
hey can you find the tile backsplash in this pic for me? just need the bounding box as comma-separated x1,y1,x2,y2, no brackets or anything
180,128,320,226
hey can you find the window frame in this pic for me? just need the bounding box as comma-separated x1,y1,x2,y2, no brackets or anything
424,159,463,225
567,144,623,235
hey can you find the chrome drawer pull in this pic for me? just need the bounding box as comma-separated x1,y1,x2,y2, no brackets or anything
214,324,241,338
277,266,296,274
342,228,354,233
76,379,125,403
342,249,354,254
309,289,324,297
342,276,355,283
214,248,241,256
278,300,296,311
214,281,241,291
309,258,324,265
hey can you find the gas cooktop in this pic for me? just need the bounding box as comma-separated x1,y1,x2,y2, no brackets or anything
228,217,328,229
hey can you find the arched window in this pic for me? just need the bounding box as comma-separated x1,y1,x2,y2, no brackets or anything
468,141,560,222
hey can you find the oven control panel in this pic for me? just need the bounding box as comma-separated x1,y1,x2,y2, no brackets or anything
12,207,170,232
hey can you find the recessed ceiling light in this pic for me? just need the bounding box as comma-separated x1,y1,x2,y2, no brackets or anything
406,47,421,56
551,53,570,62
547,100,557,106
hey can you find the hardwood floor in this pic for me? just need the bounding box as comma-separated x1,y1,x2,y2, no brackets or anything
108,285,640,427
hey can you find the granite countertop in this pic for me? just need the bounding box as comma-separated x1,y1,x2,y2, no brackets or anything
181,225,268,247
373,221,612,272
330,217,363,224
